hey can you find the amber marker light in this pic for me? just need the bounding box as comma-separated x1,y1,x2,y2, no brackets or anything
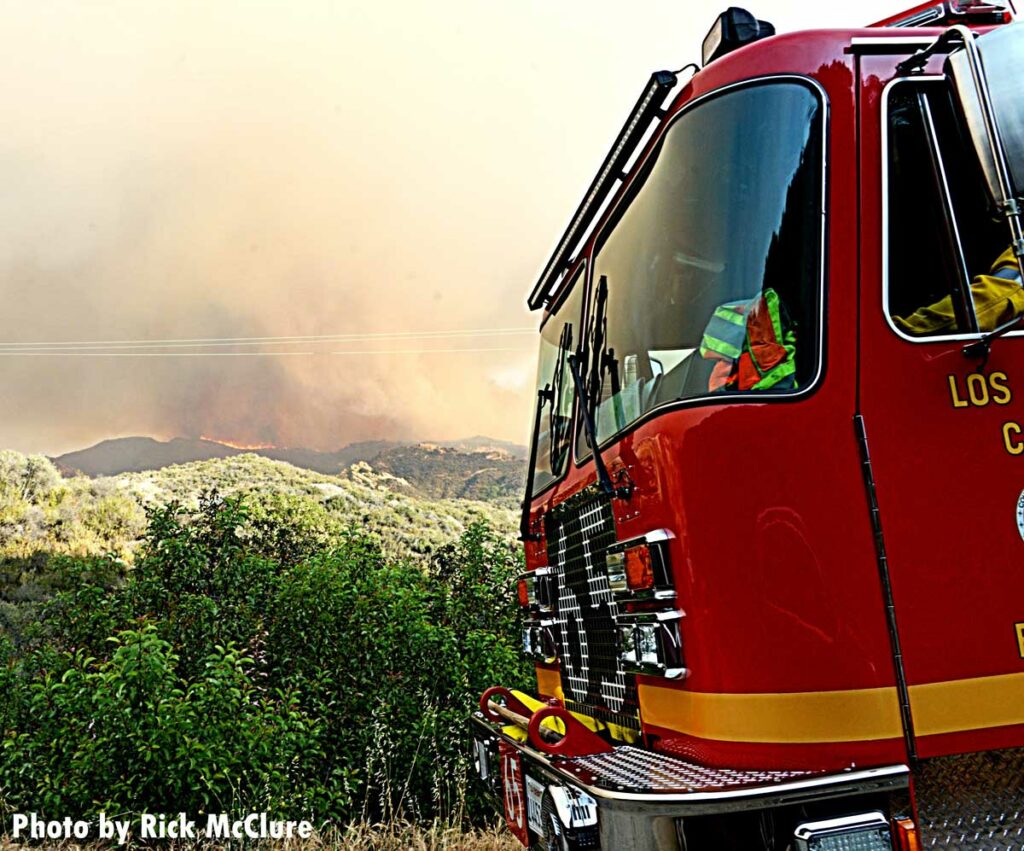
624,545,655,591
893,818,920,851
516,576,533,608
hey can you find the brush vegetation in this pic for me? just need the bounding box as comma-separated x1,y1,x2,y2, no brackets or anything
0,450,529,837
0,450,517,567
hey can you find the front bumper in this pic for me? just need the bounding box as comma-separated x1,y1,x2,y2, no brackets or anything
470,712,909,850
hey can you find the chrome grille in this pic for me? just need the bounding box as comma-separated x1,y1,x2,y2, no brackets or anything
915,747,1024,848
558,746,815,793
546,489,639,731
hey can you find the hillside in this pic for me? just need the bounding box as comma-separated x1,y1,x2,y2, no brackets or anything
52,435,527,504
53,436,408,477
366,443,525,502
0,449,518,565
54,435,526,476
54,436,240,476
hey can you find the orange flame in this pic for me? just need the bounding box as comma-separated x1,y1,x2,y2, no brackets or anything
200,435,278,451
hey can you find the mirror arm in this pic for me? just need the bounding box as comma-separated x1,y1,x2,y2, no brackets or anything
897,26,967,74
963,313,1023,369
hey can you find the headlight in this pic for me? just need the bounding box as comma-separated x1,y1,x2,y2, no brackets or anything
617,610,686,679
522,621,558,664
794,812,893,851
517,567,556,613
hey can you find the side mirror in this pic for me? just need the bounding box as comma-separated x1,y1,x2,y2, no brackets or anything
946,22,1024,206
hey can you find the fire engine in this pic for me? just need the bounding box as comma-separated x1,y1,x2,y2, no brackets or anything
470,2,1024,849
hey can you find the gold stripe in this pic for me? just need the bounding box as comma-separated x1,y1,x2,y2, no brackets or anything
638,683,904,744
909,672,1024,737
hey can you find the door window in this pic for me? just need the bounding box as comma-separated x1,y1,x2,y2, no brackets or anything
885,80,1011,338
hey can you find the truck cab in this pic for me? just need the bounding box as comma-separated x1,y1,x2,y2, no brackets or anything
472,4,1024,849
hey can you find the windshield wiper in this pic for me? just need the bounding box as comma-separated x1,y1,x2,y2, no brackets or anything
577,274,630,499
568,352,629,500
520,384,553,542
547,323,573,471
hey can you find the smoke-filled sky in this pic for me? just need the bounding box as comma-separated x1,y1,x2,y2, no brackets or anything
1,0,902,454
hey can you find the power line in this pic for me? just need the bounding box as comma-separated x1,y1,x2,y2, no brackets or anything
0,326,536,351
330,346,526,356
0,346,529,359
0,351,318,358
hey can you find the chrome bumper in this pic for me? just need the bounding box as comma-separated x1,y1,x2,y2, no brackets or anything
470,713,909,850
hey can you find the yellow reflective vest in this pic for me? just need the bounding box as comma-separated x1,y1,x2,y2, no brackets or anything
895,247,1024,335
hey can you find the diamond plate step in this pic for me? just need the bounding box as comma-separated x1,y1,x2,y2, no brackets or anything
553,746,817,794
916,748,1024,849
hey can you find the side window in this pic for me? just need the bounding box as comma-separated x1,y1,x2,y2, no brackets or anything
578,81,824,453
886,81,1010,337
531,267,585,495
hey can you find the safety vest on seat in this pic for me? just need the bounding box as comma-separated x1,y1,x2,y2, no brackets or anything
699,288,797,392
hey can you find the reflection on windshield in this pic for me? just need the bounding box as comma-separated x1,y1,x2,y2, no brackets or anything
531,268,585,495
578,81,823,451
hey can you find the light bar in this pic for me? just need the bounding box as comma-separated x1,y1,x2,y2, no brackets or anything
949,0,1010,14
874,0,1009,26
526,70,678,311
702,8,776,67
794,812,892,851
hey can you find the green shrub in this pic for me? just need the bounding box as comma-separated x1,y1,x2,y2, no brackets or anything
0,493,527,828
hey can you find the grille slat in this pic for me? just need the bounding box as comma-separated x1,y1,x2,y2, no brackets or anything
546,490,639,730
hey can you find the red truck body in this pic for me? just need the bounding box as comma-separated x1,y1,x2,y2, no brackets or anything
472,5,1024,849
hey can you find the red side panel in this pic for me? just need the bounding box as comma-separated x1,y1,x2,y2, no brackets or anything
857,51,1024,759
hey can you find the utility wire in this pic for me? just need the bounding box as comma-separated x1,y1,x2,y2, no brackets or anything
0,326,536,351
0,346,529,359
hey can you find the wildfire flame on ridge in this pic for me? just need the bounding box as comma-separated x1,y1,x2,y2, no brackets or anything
200,435,279,451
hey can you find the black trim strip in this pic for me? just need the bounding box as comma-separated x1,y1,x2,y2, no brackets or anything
854,413,918,763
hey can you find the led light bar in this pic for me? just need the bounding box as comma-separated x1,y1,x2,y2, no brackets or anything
526,70,679,311
874,0,1009,27
794,812,893,851
948,0,1010,16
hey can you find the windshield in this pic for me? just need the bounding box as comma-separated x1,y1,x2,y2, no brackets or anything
530,267,585,495
578,80,825,451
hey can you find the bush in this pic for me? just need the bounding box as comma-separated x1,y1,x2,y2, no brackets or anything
0,493,527,828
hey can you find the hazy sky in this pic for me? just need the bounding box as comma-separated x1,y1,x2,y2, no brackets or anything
1,0,904,454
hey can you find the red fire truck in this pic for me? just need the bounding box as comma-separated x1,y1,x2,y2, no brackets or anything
470,3,1024,849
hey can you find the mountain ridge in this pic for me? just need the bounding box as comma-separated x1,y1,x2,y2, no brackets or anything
52,435,528,503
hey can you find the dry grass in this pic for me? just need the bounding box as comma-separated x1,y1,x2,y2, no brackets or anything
0,822,519,850
327,821,518,850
